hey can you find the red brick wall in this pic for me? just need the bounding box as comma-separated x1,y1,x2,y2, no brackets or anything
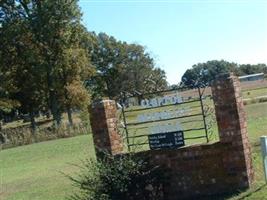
136,141,253,199
90,100,123,156
137,73,253,199
212,73,254,188
89,73,253,199
136,142,232,199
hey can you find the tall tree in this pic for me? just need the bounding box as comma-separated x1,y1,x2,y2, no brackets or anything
181,60,267,87
0,0,94,127
181,60,239,87
19,0,91,126
239,64,267,75
59,47,93,126
89,33,168,101
0,0,44,130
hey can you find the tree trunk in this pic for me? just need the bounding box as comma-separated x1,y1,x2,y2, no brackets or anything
67,107,73,126
63,85,73,127
45,110,51,119
45,51,62,128
50,90,57,126
50,91,62,128
137,95,142,106
55,111,62,127
29,110,36,132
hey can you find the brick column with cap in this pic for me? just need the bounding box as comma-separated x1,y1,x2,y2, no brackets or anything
211,73,253,188
89,100,123,156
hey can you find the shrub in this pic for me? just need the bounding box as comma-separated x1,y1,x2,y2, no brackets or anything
79,107,90,127
259,97,267,103
243,97,267,106
69,152,165,200
0,123,91,149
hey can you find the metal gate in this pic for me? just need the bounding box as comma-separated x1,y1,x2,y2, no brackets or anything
120,86,214,151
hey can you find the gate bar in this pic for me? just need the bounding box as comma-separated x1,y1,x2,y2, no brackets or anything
124,98,203,113
127,127,206,139
121,93,131,152
126,113,203,126
198,87,209,143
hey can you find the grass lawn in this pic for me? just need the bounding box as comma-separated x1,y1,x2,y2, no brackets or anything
1,102,267,200
229,102,267,200
242,87,267,99
0,134,94,200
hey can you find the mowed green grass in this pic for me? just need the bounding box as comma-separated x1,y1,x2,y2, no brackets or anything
0,135,94,200
230,102,267,200
242,87,267,99
0,101,267,200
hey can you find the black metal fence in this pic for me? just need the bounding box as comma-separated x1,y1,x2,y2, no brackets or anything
120,86,214,151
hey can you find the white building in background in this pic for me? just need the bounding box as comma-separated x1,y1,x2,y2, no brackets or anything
238,73,264,82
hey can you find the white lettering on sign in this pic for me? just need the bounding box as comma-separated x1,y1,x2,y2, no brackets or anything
137,107,191,123
150,122,183,134
148,131,185,150
140,94,183,108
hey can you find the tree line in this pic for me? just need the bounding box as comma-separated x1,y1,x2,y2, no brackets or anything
0,0,168,130
181,60,267,88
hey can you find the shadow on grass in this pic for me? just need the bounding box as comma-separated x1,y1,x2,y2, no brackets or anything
215,184,266,200
234,184,267,200
196,184,267,200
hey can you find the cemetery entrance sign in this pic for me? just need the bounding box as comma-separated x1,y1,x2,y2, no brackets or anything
121,86,211,151
90,73,254,199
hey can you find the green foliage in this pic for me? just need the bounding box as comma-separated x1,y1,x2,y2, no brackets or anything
88,32,168,101
79,107,90,126
239,64,267,75
181,60,267,87
0,0,94,127
244,97,267,106
1,122,90,149
28,0,92,126
0,2,167,128
70,152,165,200
0,99,20,113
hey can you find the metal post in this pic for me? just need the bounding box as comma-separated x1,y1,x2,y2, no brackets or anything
260,136,267,183
121,93,131,152
198,87,209,143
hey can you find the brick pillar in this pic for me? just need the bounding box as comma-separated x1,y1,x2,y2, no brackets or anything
89,100,123,157
211,73,253,189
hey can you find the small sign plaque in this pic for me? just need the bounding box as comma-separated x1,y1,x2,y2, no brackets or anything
148,131,185,150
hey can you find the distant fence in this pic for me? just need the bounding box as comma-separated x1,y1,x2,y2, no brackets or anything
0,122,91,149
240,79,267,91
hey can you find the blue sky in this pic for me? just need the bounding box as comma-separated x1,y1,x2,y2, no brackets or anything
79,0,267,84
